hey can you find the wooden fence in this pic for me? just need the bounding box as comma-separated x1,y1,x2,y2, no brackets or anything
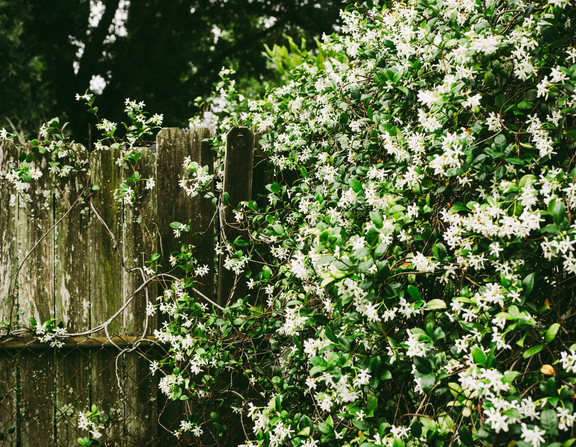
0,126,264,446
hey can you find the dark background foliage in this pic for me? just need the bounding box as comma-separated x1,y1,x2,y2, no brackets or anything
0,0,344,144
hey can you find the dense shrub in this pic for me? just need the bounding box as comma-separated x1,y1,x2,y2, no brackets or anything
163,0,576,445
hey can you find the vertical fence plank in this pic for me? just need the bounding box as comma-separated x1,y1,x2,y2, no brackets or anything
157,127,214,289
122,147,158,446
90,147,124,335
91,345,125,445
54,144,92,446
217,127,254,308
122,147,158,336
89,148,125,444
17,148,55,447
186,128,215,304
0,139,18,328
17,149,54,329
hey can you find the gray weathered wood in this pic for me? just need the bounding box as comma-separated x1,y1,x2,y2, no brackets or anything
16,148,56,447
157,127,215,302
89,148,123,336
0,139,18,329
17,145,54,329
89,148,125,445
185,128,215,304
157,128,211,437
55,144,91,332
123,147,158,335
54,348,91,446
123,345,158,446
217,127,254,308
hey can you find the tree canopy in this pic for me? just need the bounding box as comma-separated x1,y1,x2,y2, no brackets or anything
0,0,344,142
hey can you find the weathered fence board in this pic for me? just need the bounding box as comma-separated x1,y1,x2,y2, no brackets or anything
185,127,215,304
18,150,55,329
123,147,158,335
90,147,124,336
0,140,18,327
0,350,16,442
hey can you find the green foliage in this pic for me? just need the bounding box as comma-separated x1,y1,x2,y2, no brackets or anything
175,0,576,445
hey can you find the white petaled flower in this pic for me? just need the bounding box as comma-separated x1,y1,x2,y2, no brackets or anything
486,112,502,132
520,423,546,447
462,93,482,108
560,349,576,373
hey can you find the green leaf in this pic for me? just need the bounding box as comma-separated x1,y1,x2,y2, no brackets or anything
494,134,507,150
541,409,559,436
540,378,559,397
325,325,338,343
407,285,420,301
523,345,543,359
471,346,487,366
349,178,363,193
548,198,567,226
7,426,14,434
522,272,535,297
546,323,561,343
414,356,432,374
432,242,447,260
505,157,525,166
367,395,378,415
517,101,534,109
426,299,447,310
369,211,383,229
459,425,474,447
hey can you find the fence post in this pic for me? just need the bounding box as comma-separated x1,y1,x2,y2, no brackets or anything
217,127,254,308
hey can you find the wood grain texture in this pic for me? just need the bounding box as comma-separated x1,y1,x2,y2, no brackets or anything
0,139,18,328
89,148,123,336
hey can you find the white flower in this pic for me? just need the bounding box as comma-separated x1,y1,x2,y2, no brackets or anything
537,76,551,100
485,407,509,433
462,93,482,108
520,423,546,447
486,112,502,132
